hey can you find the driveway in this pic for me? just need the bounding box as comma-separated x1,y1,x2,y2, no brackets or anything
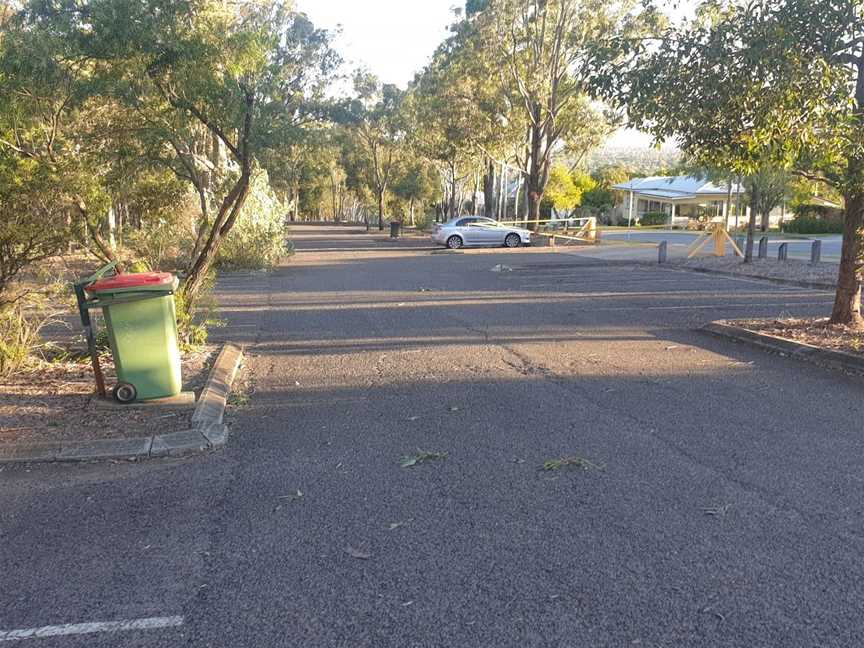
2,224,862,647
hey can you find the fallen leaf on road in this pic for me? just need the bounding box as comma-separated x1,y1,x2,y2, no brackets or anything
345,546,372,560
400,450,447,468
543,456,605,472
401,600,414,606
702,504,731,517
448,406,460,412
407,416,421,421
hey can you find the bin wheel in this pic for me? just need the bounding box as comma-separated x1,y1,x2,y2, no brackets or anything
113,382,137,404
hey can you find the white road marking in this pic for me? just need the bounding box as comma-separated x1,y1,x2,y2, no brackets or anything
0,616,184,642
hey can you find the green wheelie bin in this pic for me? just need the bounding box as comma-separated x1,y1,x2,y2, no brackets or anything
82,265,183,403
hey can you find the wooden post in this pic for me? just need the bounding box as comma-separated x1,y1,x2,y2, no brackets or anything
778,243,788,261
658,241,668,264
758,236,768,259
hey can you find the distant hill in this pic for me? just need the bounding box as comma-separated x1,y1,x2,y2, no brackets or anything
587,145,682,175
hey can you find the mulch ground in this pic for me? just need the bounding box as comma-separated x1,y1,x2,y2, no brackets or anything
731,317,864,357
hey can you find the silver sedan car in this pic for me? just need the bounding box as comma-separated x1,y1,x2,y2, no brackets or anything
431,216,532,249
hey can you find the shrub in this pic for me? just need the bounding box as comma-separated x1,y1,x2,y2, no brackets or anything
639,212,668,226
216,171,291,271
174,273,223,352
784,216,844,234
125,216,193,272
0,298,62,379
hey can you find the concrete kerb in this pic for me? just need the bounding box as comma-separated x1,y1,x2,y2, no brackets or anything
0,343,244,464
703,320,864,376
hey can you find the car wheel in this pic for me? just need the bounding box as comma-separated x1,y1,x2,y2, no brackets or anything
504,233,521,248
446,235,463,249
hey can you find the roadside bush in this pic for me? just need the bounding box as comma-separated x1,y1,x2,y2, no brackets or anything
639,212,668,226
124,207,195,273
174,273,223,352
0,297,62,379
415,212,436,231
784,216,844,234
216,171,290,271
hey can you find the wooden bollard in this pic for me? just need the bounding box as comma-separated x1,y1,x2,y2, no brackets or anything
658,241,667,264
778,242,788,261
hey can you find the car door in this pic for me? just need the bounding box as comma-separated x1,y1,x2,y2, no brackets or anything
472,218,504,246
456,218,480,245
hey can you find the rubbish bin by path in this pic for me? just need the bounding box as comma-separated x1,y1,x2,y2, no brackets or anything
83,268,182,403
390,221,402,239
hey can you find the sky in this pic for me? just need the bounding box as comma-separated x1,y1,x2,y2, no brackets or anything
296,0,457,88
296,0,697,149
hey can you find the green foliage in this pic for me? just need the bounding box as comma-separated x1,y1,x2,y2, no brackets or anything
639,212,668,227
173,276,222,352
125,208,195,273
545,165,584,213
784,216,844,235
216,171,290,271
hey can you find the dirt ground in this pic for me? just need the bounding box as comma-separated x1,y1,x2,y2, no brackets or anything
2,253,218,445
677,256,838,285
0,345,217,444
732,317,864,357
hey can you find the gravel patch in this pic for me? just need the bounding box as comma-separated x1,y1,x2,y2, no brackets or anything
675,256,839,286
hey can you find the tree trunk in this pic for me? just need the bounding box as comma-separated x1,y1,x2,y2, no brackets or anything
182,170,252,305
377,189,385,230
830,56,864,327
483,159,496,219
448,161,457,219
744,184,759,263
526,118,544,231
830,188,864,327
734,174,743,230
724,179,732,230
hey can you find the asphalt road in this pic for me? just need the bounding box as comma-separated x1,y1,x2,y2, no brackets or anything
2,225,864,647
602,230,843,261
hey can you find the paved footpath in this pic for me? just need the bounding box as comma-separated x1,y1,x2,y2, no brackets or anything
2,225,863,647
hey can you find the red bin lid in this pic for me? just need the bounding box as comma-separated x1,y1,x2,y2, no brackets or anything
86,272,176,293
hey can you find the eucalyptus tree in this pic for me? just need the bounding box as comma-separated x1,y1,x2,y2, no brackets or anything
412,7,526,221
5,0,338,306
339,72,405,231
470,0,657,228
612,0,864,325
